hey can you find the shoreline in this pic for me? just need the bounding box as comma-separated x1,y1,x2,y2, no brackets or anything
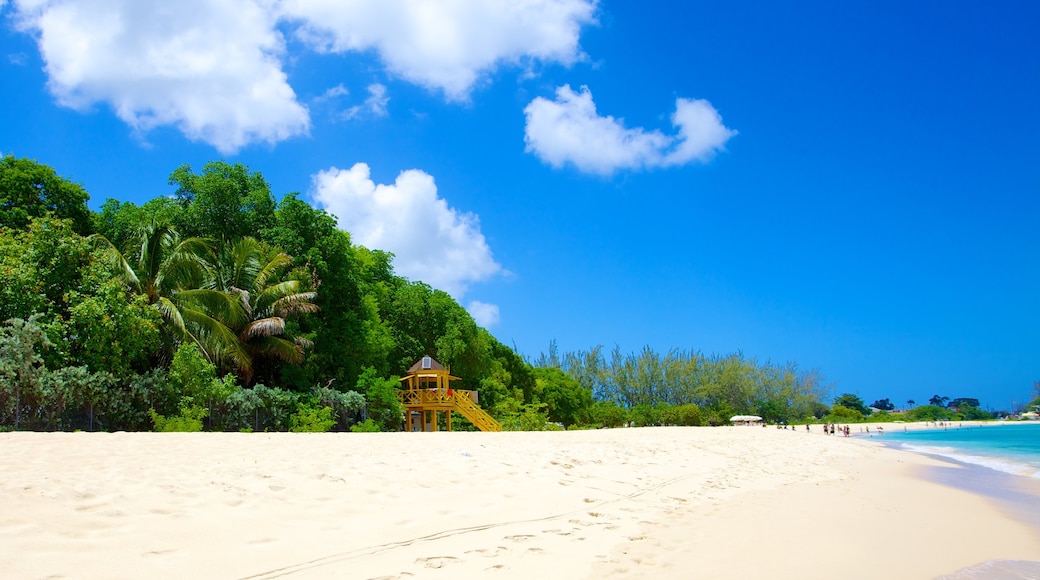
1,428,1037,579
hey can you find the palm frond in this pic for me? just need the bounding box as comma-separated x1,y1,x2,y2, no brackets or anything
271,292,320,318
240,317,286,341
88,234,143,294
177,288,250,331
246,336,304,365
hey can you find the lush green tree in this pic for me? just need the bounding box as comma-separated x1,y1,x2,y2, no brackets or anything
0,217,94,326
957,404,991,420
833,393,869,415
0,155,91,235
658,403,703,426
0,316,50,429
355,367,403,430
63,278,163,377
948,397,981,410
263,195,390,390
906,404,956,422
93,221,246,368
532,366,592,427
168,161,276,241
587,400,628,428
929,394,950,407
208,237,318,383
871,398,895,411
826,404,866,423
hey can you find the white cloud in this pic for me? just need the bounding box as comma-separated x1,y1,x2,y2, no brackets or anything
309,163,502,298
467,300,500,328
315,84,350,102
11,0,310,154
280,0,598,100
342,83,389,120
8,0,598,150
524,85,736,175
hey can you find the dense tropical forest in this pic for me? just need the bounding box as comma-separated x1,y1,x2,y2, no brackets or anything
0,154,998,432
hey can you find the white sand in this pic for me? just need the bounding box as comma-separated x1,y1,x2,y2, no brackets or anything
0,426,1037,579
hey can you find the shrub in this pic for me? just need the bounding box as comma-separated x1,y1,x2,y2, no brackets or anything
349,418,381,432
149,406,206,432
289,404,336,432
587,401,628,428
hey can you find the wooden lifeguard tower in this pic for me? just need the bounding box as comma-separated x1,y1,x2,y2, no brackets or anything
398,356,502,432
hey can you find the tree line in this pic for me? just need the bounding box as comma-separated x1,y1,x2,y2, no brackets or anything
1,154,844,432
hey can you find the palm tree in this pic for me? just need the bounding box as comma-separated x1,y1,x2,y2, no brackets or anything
208,237,317,383
92,221,247,367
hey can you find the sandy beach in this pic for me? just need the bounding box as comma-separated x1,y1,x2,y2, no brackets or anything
1,425,1038,579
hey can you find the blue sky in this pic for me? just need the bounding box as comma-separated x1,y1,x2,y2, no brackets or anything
1,1,1037,410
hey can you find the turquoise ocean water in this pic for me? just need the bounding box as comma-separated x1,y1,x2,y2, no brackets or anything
881,422,1040,478
883,423,1040,579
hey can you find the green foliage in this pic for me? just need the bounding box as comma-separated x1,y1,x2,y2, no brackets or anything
658,403,702,426
628,404,661,427
0,217,94,325
289,404,336,432
871,398,895,411
355,367,402,430
169,161,276,241
219,384,300,432
149,406,207,432
499,402,551,431
929,394,950,407
587,401,628,428
0,155,91,235
64,279,162,377
956,404,992,421
350,418,382,432
825,404,866,423
168,343,225,403
905,404,956,422
536,344,832,427
532,366,592,427
832,393,870,416
0,315,51,429
866,410,898,422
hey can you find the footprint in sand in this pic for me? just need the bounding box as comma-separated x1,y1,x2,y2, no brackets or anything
415,556,458,569
143,548,177,557
504,534,535,542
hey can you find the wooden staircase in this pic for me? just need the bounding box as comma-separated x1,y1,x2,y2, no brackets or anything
451,390,502,432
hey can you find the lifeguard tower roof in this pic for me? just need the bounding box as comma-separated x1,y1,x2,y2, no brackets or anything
407,356,446,373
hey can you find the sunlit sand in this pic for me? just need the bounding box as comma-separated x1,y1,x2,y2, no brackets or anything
1,426,1037,579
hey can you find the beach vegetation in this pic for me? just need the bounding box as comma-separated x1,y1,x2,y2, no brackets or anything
349,418,382,432
355,367,403,430
499,401,551,431
929,394,950,407
904,404,955,422
586,400,629,428
149,405,207,432
832,393,869,416
289,404,336,432
870,398,895,411
533,344,831,427
825,404,866,423
1,156,907,433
